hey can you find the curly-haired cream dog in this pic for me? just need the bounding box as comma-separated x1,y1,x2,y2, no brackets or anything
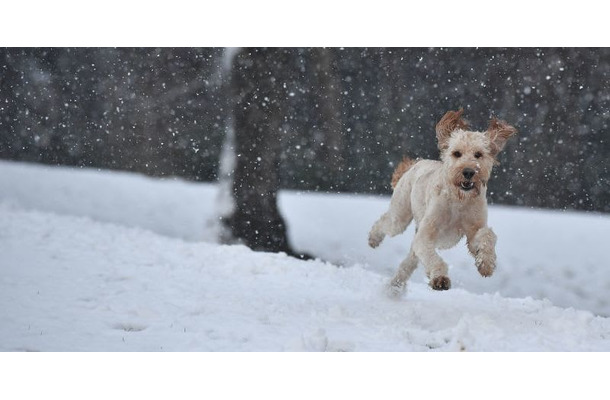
368,109,517,294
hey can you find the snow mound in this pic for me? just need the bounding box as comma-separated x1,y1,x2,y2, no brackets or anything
1,160,610,351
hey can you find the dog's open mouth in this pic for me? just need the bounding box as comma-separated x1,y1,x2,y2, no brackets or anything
460,181,475,191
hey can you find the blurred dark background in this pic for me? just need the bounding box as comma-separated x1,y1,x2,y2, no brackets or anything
1,48,609,212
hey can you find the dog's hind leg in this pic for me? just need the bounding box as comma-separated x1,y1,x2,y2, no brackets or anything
387,248,419,297
368,181,413,248
412,222,451,290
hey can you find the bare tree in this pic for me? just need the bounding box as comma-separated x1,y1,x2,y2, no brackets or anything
310,48,345,189
225,48,306,257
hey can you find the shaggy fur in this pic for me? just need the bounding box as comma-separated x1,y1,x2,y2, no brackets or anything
368,109,517,294
391,157,417,189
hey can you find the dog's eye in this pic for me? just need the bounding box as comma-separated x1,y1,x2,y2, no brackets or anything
452,151,462,158
474,151,483,159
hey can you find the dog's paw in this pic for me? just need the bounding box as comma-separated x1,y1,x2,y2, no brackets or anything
368,231,384,248
430,276,451,291
476,257,495,277
478,264,495,277
385,279,406,299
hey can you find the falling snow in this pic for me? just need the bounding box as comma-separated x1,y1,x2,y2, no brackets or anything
1,48,609,213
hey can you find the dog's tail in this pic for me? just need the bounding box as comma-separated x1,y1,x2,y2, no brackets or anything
391,157,417,189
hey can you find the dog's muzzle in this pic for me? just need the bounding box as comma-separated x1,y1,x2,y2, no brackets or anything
460,168,476,191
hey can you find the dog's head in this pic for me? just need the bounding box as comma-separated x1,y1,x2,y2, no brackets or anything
436,109,517,199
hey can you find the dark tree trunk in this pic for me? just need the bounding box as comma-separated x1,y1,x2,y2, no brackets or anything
227,48,301,256
311,48,345,189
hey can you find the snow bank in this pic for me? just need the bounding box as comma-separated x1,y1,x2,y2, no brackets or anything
1,160,610,351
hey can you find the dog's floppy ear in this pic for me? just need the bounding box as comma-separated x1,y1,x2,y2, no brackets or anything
435,109,469,151
487,117,517,156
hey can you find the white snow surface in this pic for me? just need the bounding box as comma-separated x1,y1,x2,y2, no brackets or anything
2,160,610,351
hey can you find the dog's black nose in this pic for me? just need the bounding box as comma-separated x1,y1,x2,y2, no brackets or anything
462,168,476,180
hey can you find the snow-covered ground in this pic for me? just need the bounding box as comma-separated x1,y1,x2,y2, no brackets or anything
2,160,610,351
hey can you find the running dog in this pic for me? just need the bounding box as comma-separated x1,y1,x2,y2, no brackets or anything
368,109,517,294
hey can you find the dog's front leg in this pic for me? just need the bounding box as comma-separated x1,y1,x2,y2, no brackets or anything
412,224,451,290
467,226,497,277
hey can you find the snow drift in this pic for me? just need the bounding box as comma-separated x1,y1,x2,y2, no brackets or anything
1,160,610,351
